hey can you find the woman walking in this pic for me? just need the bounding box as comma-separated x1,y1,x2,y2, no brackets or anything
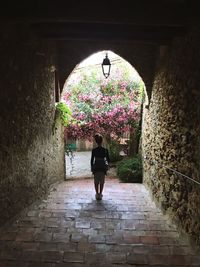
91,134,110,200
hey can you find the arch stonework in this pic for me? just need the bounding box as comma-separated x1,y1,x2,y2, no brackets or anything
56,41,158,101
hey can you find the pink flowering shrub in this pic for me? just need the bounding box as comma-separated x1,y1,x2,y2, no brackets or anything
62,62,144,141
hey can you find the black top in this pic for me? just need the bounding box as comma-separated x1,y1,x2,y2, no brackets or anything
91,146,110,168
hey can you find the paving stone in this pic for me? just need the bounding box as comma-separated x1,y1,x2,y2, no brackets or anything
71,233,88,243
123,233,141,244
45,218,61,228
106,219,121,230
132,245,150,254
113,244,133,253
63,251,85,263
75,219,91,229
25,263,52,267
15,229,36,242
40,250,63,263
106,211,122,219
21,250,42,262
52,232,70,242
85,252,105,264
186,255,200,266
127,252,149,264
52,211,66,218
77,241,96,252
148,245,170,255
0,262,52,267
88,234,106,244
52,264,76,267
121,219,139,230
60,218,75,228
0,177,200,266
91,211,106,219
105,234,123,244
106,252,126,263
82,228,98,236
95,243,114,252
158,236,180,245
168,245,191,255
91,219,106,229
17,218,43,228
57,241,77,251
34,230,52,242
21,241,40,250
0,247,22,260
27,210,39,217
140,235,159,245
0,231,17,241
39,241,58,251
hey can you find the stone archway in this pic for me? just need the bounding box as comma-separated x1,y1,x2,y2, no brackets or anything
56,41,158,102
60,49,147,180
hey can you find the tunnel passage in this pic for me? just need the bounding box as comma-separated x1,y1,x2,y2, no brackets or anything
0,2,200,246
0,24,157,228
55,33,200,243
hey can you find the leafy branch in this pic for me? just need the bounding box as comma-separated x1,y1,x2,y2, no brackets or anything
55,102,73,126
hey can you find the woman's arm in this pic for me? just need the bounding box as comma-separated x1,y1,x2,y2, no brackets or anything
91,149,94,167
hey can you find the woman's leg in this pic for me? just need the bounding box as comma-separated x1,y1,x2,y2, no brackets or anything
99,182,104,194
94,172,105,200
95,181,101,200
94,180,99,194
99,173,105,199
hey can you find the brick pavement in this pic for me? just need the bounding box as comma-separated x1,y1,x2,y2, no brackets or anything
0,177,200,267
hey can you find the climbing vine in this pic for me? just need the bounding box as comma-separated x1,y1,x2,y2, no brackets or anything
55,102,73,126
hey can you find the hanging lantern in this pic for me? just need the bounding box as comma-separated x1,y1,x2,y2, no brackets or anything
101,53,111,78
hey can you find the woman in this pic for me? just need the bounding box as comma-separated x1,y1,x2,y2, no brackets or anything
91,134,110,200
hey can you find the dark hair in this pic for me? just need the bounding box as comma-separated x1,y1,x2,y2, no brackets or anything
94,134,103,145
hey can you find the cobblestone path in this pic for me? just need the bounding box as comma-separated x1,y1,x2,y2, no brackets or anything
0,177,200,267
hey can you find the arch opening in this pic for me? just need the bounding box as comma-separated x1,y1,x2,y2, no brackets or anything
60,50,147,181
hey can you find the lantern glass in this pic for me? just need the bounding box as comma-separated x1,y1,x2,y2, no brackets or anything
101,53,111,78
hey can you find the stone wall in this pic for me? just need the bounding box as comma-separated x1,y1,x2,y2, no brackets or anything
142,27,200,243
0,24,65,226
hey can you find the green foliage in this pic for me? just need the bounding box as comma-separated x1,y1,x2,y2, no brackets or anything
108,140,122,162
56,102,73,126
116,155,142,183
65,143,76,156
